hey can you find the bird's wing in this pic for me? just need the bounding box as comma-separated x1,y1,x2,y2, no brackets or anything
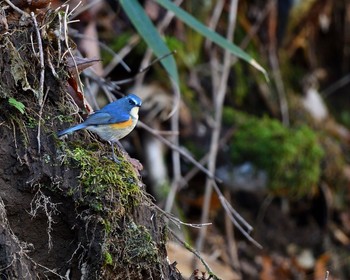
84,111,130,126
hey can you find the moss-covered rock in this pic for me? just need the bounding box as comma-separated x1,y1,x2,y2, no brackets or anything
61,144,142,214
228,110,324,196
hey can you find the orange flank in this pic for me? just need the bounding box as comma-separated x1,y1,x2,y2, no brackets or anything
110,118,133,129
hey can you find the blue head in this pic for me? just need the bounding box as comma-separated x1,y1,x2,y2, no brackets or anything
123,94,142,109
101,94,142,116
122,94,142,119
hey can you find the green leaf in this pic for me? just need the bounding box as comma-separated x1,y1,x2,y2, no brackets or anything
120,0,179,86
8,97,25,114
155,0,268,80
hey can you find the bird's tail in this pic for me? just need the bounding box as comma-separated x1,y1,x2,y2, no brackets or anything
57,123,86,137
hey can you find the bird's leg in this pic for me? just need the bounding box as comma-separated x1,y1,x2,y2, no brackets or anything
110,141,128,163
110,142,120,163
115,140,127,155
110,141,142,170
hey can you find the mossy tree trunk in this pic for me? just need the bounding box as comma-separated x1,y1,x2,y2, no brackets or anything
0,2,182,279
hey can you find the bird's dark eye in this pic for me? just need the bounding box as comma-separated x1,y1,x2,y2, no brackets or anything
129,99,136,105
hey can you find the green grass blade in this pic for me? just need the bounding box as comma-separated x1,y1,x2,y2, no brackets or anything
156,0,268,80
8,97,25,114
120,0,179,85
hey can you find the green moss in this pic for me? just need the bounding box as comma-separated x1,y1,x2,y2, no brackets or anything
230,111,324,196
62,144,142,215
122,221,159,264
103,219,112,234
26,115,38,128
56,114,75,124
104,251,113,266
101,220,160,277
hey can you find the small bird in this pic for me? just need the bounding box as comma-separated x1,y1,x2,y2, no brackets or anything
58,94,142,162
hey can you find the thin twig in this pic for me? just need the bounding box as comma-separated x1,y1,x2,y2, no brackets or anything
103,35,139,77
154,204,211,229
30,259,67,279
169,229,221,280
222,198,253,234
139,51,176,76
66,242,83,264
31,12,45,106
97,51,178,92
322,73,350,98
47,50,59,79
224,189,242,275
67,1,82,18
36,89,50,154
213,181,262,249
70,0,102,19
57,11,63,66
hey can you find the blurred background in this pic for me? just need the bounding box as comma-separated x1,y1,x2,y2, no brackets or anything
59,0,350,279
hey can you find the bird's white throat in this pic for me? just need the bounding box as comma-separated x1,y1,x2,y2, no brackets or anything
130,106,140,119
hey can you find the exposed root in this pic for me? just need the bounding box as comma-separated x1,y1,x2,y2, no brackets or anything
28,187,61,250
